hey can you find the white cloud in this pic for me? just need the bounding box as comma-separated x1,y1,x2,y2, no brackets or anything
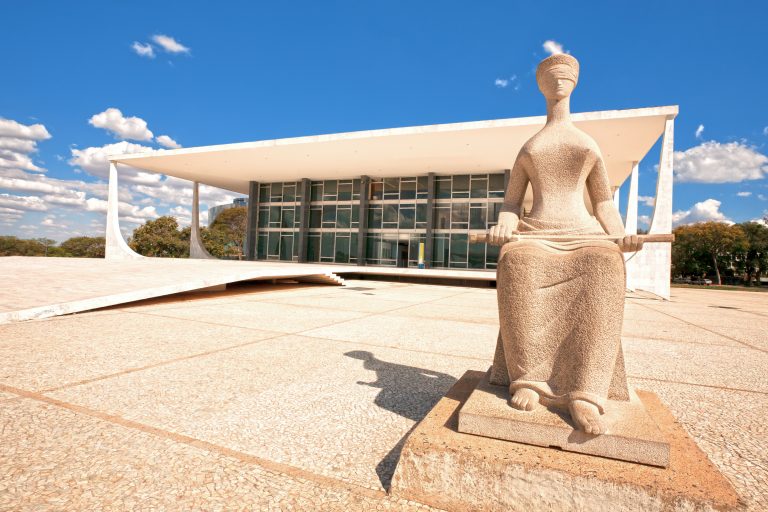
494,75,519,90
672,198,732,226
0,118,51,140
638,195,656,207
0,118,51,173
131,41,155,58
737,191,752,197
494,78,509,88
69,141,159,184
543,40,565,55
41,216,67,229
673,141,768,183
156,135,181,149
759,194,767,201
638,215,651,227
763,126,768,136
0,193,48,212
695,124,704,139
152,34,190,54
89,108,154,141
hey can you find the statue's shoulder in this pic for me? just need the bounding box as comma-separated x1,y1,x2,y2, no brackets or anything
569,125,602,154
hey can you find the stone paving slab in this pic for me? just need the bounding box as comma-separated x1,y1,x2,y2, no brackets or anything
0,279,766,510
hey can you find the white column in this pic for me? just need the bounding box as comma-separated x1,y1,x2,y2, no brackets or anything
612,186,620,211
189,181,215,259
105,162,144,260
625,117,674,299
625,162,639,235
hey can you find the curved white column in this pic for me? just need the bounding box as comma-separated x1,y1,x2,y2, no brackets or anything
190,181,216,259
625,118,674,299
625,162,639,236
105,162,144,260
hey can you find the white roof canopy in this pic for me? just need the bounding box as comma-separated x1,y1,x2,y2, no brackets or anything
112,106,678,195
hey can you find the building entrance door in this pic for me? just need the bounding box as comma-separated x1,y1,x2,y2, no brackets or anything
397,242,409,268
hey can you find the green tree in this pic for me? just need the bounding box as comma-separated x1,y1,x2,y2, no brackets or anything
207,206,247,259
129,216,189,257
0,236,47,256
739,221,768,286
672,222,748,285
59,236,106,258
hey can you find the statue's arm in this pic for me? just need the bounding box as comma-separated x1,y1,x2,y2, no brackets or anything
488,153,528,245
587,157,643,252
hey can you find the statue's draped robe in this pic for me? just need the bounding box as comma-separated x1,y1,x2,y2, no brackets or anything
491,216,630,412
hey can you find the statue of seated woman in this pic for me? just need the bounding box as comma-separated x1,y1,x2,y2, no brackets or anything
487,53,643,435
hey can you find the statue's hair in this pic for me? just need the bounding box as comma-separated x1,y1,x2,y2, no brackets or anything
536,53,579,85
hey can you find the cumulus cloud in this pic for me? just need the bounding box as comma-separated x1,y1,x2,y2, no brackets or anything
673,141,768,183
0,193,48,212
672,198,732,226
152,34,190,54
156,135,181,149
737,191,752,197
131,41,155,58
695,124,704,139
494,75,519,90
763,127,768,136
69,141,160,184
543,40,565,55
0,118,52,173
638,195,656,207
89,108,154,141
494,78,509,88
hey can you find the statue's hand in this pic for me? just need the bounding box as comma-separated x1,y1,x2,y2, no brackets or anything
617,234,643,253
488,212,518,246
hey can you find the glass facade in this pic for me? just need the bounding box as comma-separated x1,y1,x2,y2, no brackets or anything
254,173,505,270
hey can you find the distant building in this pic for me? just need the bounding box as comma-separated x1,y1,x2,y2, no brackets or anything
208,197,247,226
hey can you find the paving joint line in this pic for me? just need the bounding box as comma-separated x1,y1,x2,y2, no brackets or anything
633,302,768,354
0,383,389,502
627,375,768,396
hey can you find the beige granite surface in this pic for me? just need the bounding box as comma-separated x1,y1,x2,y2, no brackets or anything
0,280,766,510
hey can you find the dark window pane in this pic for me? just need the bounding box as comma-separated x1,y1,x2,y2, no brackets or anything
400,180,416,200
468,242,485,269
470,205,487,229
258,208,269,228
366,235,380,260
280,234,293,260
338,181,352,201
335,236,350,263
435,177,451,199
283,184,296,202
417,176,429,198
489,174,505,198
268,231,280,256
381,237,398,260
321,232,334,258
434,206,450,229
452,175,470,198
323,180,337,200
368,207,382,229
370,181,383,200
450,234,468,267
257,234,267,259
416,204,427,223
451,203,469,225
351,206,359,226
384,178,399,199
269,206,281,225
337,207,351,228
307,235,320,262
383,204,399,224
282,208,294,228
271,182,282,201
399,206,415,229
309,208,321,228
486,242,500,267
322,205,336,226
489,202,503,226
432,235,449,267
350,233,358,260
471,176,488,198
259,185,270,203
310,183,322,202
352,179,361,200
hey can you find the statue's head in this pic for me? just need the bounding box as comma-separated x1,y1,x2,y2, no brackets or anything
536,53,579,100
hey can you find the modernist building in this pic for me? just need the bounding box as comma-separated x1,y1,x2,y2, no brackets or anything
208,197,248,226
105,106,677,297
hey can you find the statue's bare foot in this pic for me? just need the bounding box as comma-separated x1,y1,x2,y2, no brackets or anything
510,388,540,411
569,399,606,435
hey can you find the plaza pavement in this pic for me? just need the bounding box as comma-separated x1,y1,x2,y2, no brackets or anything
0,280,765,510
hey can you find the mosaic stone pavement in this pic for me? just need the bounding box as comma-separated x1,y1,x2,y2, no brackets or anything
1,280,766,510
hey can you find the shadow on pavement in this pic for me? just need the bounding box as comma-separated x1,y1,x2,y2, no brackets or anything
344,350,457,490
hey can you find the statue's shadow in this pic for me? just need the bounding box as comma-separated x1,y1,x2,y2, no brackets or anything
344,350,456,490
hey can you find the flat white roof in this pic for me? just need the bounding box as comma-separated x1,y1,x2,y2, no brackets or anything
112,105,678,195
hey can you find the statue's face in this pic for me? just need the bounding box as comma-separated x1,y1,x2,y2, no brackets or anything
537,64,576,99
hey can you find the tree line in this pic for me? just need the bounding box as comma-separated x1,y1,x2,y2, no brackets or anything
0,206,248,260
2,207,766,287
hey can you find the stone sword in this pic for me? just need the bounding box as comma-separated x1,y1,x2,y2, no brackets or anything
469,233,675,244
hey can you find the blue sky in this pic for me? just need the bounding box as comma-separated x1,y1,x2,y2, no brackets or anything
1,1,767,240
